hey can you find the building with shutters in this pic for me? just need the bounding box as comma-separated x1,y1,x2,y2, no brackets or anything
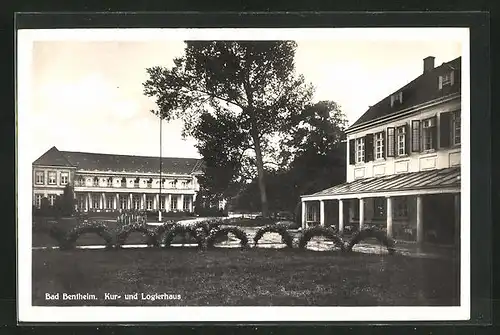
32,146,203,214
300,56,461,245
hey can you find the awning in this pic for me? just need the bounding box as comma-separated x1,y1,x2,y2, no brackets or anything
302,167,460,200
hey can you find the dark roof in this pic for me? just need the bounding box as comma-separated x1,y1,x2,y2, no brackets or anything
350,57,461,129
303,167,460,197
33,147,203,175
32,146,74,167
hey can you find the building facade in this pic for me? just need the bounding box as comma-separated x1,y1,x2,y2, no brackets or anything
301,56,462,245
32,147,203,213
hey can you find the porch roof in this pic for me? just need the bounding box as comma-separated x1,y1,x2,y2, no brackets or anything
302,167,460,200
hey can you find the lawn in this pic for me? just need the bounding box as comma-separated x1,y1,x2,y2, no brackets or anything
32,248,460,306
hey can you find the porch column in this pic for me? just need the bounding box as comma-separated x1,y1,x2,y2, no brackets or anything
129,193,133,210
301,201,306,229
338,199,344,234
102,193,106,210
319,200,325,226
142,193,146,210
416,195,424,244
154,194,159,210
168,194,172,212
359,198,365,230
386,196,393,238
114,194,118,210
87,193,91,211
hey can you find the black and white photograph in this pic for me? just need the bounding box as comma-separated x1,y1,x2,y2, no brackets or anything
17,27,470,323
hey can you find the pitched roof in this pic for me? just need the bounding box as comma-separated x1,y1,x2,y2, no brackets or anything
303,167,460,198
33,147,203,175
349,57,461,129
32,146,74,167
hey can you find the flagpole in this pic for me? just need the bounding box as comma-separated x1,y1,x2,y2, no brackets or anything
159,115,162,222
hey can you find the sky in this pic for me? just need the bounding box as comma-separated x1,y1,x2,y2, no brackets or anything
22,29,463,163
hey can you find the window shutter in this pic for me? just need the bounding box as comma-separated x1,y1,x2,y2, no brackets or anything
438,75,443,90
430,116,437,150
450,71,455,85
404,123,410,155
386,127,395,157
349,139,355,165
381,130,386,159
411,120,421,152
439,112,452,148
364,134,374,162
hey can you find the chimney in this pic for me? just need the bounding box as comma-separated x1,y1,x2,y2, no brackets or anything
423,56,435,73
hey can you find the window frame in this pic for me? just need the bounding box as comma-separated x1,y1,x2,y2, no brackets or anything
35,171,45,185
60,172,69,185
183,196,191,211
92,194,100,209
48,194,56,206
48,171,57,185
146,196,153,210
452,110,461,146
119,195,128,210
421,117,436,152
396,126,406,156
355,137,365,164
34,194,42,208
374,132,385,160
106,196,114,209
170,195,178,211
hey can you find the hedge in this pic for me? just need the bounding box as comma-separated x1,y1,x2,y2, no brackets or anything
297,226,345,251
206,226,248,249
346,227,396,254
253,224,294,248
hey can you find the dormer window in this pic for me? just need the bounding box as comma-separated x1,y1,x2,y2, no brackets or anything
439,71,455,89
390,91,403,107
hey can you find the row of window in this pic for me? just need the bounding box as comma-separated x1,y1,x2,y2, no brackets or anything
75,177,191,189
350,110,461,165
74,194,192,211
34,171,69,186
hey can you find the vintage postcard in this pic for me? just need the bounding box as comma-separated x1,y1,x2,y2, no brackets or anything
17,27,470,323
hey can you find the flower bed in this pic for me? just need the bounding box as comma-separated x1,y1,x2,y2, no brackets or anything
253,224,294,248
298,226,345,251
346,227,396,254
206,226,248,249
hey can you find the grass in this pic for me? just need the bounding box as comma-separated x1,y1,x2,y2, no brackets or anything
32,248,460,306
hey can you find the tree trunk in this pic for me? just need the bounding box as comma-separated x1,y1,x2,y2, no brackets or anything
250,123,269,218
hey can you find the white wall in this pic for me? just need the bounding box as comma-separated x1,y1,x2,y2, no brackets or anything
346,98,461,182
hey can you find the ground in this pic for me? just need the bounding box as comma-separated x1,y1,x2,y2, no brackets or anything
31,215,460,306
32,248,459,306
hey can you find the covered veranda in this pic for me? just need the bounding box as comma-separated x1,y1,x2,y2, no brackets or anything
300,167,461,245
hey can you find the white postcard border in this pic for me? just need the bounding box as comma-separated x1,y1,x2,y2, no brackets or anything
17,27,471,323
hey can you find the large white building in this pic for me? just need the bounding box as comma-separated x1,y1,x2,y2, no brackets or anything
301,56,461,245
32,146,203,213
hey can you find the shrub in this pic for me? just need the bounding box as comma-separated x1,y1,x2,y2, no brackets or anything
253,224,294,248
115,223,159,248
346,227,396,254
206,226,248,249
194,218,223,237
298,226,345,251
61,221,114,250
152,220,177,241
162,224,205,249
32,220,66,247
